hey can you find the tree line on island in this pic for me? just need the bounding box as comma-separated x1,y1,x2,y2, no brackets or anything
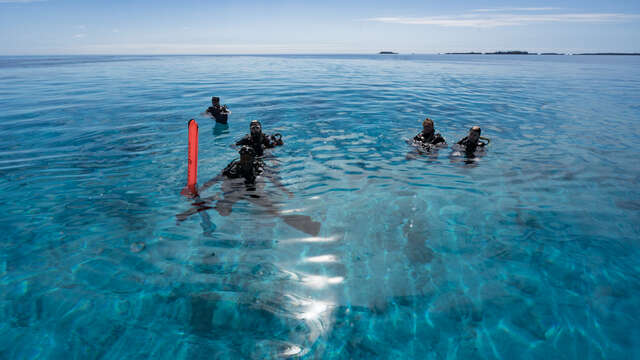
378,51,639,56
444,51,640,55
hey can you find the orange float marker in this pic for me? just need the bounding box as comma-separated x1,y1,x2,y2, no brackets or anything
181,119,199,196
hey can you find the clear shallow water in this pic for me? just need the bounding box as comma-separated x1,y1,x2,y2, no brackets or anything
1,54,639,359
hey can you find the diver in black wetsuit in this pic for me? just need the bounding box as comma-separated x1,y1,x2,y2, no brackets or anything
413,118,446,148
220,145,264,185
406,117,447,160
206,96,230,124
456,126,489,155
176,146,320,235
235,120,283,157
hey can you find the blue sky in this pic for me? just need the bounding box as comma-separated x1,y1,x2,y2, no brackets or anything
1,0,639,54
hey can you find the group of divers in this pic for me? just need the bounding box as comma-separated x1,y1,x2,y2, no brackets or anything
177,96,490,236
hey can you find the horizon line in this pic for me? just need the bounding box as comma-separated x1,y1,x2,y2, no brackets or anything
2,51,640,57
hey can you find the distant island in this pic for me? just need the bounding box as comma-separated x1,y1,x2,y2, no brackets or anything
576,53,640,56
445,51,532,55
485,51,531,55
443,51,640,56
379,51,398,55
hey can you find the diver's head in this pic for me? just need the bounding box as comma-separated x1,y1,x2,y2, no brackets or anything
422,118,435,135
468,126,481,143
211,96,220,106
239,145,255,164
250,120,262,137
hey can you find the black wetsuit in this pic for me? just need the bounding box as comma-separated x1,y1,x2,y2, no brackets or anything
222,159,264,184
456,136,486,154
413,131,446,148
206,105,229,124
235,133,283,157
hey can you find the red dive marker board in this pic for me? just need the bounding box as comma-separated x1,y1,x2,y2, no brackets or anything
181,119,199,196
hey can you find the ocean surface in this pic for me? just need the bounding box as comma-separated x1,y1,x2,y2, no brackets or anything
1,54,639,359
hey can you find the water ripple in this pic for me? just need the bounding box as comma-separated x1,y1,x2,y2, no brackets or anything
1,55,639,359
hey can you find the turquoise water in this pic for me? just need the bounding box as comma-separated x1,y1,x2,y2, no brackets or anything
1,54,639,359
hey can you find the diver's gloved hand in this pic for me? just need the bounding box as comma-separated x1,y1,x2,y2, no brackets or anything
270,133,284,146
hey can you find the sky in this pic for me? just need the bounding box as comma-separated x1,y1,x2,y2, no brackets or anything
0,0,639,55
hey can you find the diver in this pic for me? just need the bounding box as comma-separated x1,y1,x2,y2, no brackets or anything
455,126,490,155
206,96,231,124
220,145,265,185
406,117,446,160
176,146,320,236
413,117,446,148
235,120,283,157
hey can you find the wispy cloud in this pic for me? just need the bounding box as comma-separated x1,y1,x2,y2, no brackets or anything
472,7,560,12
367,12,640,28
73,34,86,39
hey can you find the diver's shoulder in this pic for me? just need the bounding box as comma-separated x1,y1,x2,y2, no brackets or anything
236,134,251,144
222,160,240,174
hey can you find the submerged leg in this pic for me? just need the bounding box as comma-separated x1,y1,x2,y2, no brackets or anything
199,208,216,236
281,214,321,236
215,180,243,216
246,189,321,236
213,122,229,136
214,198,237,216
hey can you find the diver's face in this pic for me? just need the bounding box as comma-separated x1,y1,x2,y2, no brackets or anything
250,122,261,136
212,98,219,106
468,130,480,143
423,122,434,134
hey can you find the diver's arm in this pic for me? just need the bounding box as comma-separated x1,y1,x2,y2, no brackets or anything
198,173,224,193
235,135,251,146
271,133,284,146
457,136,468,145
262,134,276,149
231,135,249,150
